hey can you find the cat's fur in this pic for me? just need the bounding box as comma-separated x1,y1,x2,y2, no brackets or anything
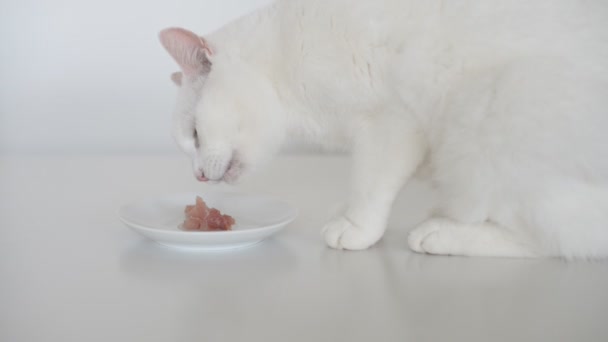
159,0,608,259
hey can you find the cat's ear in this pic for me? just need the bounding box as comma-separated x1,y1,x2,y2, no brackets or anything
171,72,183,86
159,27,213,77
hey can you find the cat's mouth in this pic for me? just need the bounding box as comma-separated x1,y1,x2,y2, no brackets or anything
196,156,244,184
221,158,244,184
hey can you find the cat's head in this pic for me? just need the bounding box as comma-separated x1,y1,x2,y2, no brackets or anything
159,27,285,183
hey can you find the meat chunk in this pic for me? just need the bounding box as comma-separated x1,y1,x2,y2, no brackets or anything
181,196,235,231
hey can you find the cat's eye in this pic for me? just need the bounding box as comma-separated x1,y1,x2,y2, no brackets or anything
193,129,200,148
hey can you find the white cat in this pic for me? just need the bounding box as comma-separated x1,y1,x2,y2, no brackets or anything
159,0,608,259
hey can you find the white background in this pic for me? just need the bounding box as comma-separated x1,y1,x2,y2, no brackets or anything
0,0,274,155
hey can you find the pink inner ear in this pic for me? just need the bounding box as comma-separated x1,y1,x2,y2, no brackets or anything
159,27,213,76
199,36,214,56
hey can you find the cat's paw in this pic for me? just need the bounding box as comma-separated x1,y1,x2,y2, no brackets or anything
322,216,381,250
408,218,456,255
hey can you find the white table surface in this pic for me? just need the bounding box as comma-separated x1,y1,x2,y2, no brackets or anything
1,155,607,342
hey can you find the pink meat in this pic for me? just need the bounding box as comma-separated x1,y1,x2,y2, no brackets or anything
181,196,235,231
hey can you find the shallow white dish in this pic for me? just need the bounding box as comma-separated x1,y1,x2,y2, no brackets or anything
119,191,298,251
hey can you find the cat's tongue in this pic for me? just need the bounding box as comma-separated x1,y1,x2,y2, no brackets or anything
196,175,209,182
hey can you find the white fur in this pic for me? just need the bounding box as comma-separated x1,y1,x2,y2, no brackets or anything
161,0,608,259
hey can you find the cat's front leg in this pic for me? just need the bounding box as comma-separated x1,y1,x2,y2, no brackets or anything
323,110,425,250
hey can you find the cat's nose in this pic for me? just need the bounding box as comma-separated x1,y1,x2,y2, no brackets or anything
195,171,208,182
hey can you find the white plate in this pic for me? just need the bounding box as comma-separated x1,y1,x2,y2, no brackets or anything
119,191,298,251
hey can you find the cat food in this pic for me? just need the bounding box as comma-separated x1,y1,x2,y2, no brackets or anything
182,196,235,231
